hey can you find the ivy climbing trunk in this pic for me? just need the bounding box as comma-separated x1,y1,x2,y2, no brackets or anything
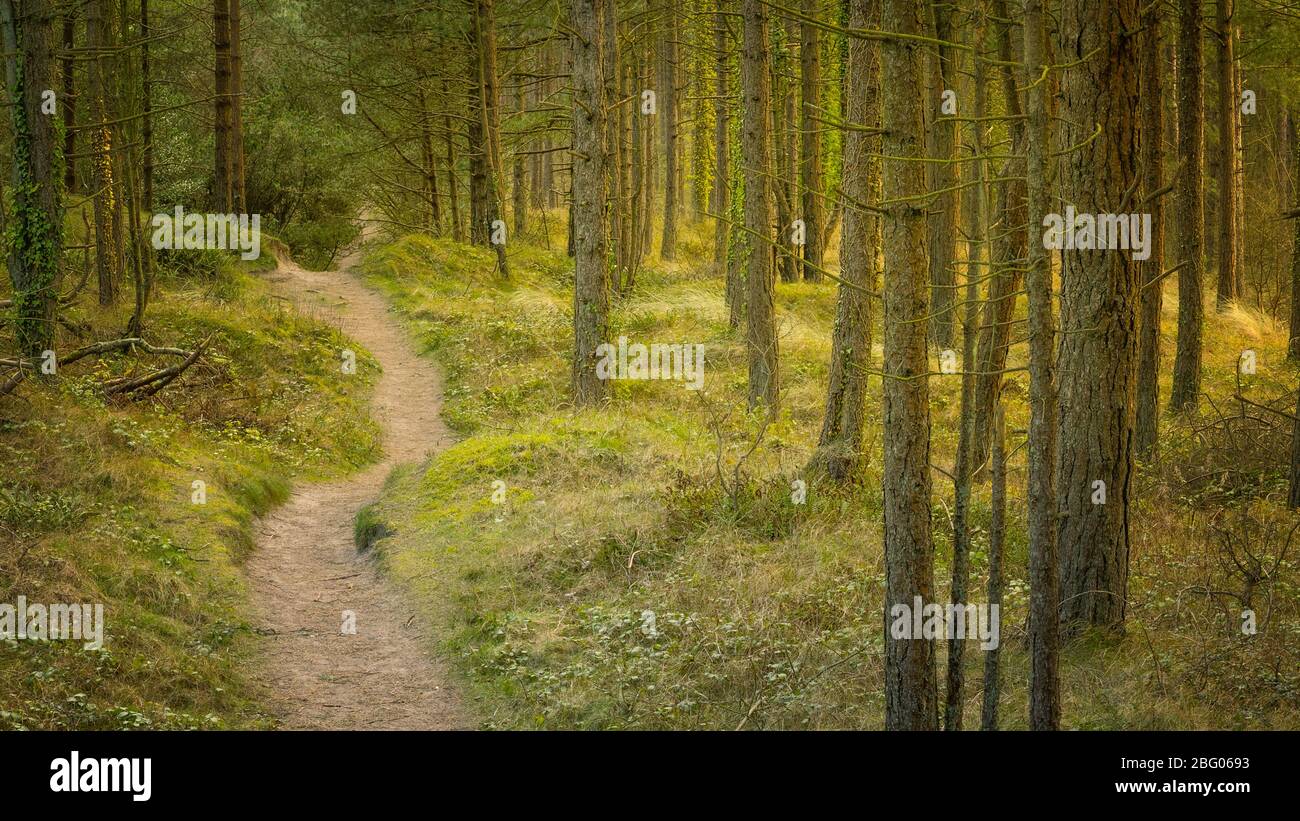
4,0,64,358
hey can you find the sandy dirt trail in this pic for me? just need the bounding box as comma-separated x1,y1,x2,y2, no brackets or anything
245,240,468,729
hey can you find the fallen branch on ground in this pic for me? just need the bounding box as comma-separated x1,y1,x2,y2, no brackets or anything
0,336,209,399
103,336,212,398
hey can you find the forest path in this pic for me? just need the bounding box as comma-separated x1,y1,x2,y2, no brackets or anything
244,233,468,729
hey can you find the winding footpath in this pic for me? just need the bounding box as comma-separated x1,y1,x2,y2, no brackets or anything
245,239,467,729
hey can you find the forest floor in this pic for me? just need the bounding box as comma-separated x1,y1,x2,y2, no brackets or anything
245,235,468,729
350,221,1300,730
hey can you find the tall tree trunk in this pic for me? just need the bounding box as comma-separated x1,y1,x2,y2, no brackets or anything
950,0,987,730
1290,382,1300,509
4,0,63,357
571,0,608,405
61,7,75,193
927,0,957,348
1023,0,1060,730
442,78,464,243
467,41,487,245
513,79,527,238
741,0,777,412
1290,109,1300,362
126,0,154,336
945,1,1013,731
769,35,790,283
881,0,937,731
125,135,151,337
544,42,558,211
798,0,822,282
726,107,744,330
1170,0,1204,412
659,1,679,260
1232,39,1245,300
601,4,619,279
968,7,1027,474
213,0,231,211
630,50,645,279
813,0,879,483
616,24,632,288
1136,7,1167,458
418,88,442,234
472,0,509,277
87,0,117,305
140,0,152,212
980,402,1006,729
641,43,657,264
781,58,797,284
1056,0,1140,634
714,10,731,279
228,0,244,211
1214,0,1237,310
689,23,709,222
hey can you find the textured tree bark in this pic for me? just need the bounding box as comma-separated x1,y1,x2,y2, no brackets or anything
1023,0,1060,730
688,19,708,223
418,88,441,234
442,78,464,243
881,0,937,731
120,0,152,338
814,0,879,483
798,0,822,283
1170,0,1204,412
641,41,657,266
473,0,510,278
1290,110,1300,362
741,0,778,413
1056,0,1141,635
570,0,609,406
1290,381,1300,509
61,8,75,193
659,1,679,261
1232,38,1244,300
213,0,231,211
714,10,731,281
770,29,797,285
141,0,153,213
229,0,244,212
125,127,151,338
926,0,957,349
467,40,487,246
530,72,544,215
630,50,645,279
88,0,118,306
968,6,1026,475
512,80,526,239
544,42,558,211
1214,0,1237,310
601,3,619,279
4,0,63,357
950,0,987,730
1136,7,1167,459
980,402,1005,730
616,20,632,289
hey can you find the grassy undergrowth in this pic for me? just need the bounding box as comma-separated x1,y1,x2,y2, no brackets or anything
0,248,380,729
360,220,1298,730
